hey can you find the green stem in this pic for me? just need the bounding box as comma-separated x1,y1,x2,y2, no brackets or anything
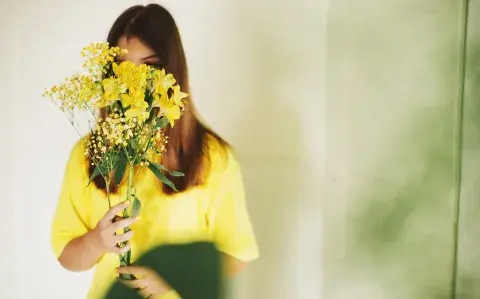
105,179,112,209
118,163,136,281
132,122,155,164
124,163,134,216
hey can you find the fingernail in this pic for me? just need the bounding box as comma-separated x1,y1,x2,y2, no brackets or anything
124,201,130,205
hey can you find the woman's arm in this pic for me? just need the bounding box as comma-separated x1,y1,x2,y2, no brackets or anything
56,202,137,272
57,231,103,272
206,149,259,277
222,254,250,277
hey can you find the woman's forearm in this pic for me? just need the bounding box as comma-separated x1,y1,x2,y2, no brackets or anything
58,231,104,272
222,254,249,278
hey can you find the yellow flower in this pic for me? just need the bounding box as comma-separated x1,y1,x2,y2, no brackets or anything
153,69,176,95
136,64,150,87
151,83,187,127
81,42,126,79
44,75,103,111
101,78,126,107
125,99,150,121
171,85,188,107
121,90,145,108
96,96,113,109
113,61,152,110
114,61,137,88
120,93,135,108
154,93,181,127
114,62,150,89
45,42,191,168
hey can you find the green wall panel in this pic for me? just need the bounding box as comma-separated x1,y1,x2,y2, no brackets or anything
456,1,480,298
325,1,467,298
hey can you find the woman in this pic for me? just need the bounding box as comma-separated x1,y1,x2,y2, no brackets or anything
50,4,259,299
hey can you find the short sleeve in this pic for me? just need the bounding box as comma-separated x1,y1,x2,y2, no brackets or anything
50,140,91,259
206,150,259,262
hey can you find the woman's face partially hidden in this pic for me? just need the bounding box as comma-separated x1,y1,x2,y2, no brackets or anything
116,36,163,68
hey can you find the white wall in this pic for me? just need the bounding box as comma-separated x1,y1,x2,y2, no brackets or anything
1,0,325,298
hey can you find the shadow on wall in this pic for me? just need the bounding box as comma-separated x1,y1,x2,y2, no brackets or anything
225,7,302,299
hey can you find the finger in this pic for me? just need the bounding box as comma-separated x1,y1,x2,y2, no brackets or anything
112,215,124,223
139,288,152,298
101,201,130,225
110,217,139,232
110,243,131,254
117,265,149,276
114,230,134,243
124,278,149,289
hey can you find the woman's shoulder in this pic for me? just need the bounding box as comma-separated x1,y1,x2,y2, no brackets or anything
205,133,240,177
65,136,89,171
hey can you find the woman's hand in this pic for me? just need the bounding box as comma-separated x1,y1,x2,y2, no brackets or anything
87,201,139,254
117,266,171,298
57,201,139,272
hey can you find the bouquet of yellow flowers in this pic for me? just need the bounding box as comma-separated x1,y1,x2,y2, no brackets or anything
43,42,188,280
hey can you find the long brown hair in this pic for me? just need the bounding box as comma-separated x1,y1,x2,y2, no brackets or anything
89,4,228,195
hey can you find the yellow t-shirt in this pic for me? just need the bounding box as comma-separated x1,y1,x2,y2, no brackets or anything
50,137,259,299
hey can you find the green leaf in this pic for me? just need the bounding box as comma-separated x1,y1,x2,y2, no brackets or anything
148,162,178,191
151,163,184,177
114,154,128,186
145,95,155,123
130,195,142,218
125,249,131,264
87,165,104,187
119,273,135,281
153,163,168,171
155,117,169,130
130,140,137,150
169,171,185,177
